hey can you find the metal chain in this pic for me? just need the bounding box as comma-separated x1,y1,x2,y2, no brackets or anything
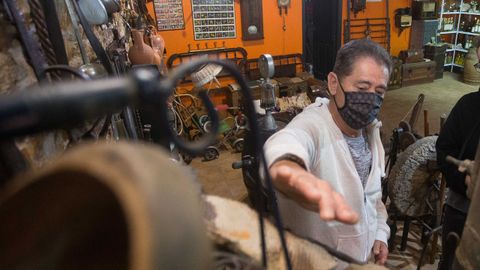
28,0,57,67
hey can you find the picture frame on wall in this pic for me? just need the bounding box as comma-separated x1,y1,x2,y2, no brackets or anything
153,0,186,31
191,0,236,40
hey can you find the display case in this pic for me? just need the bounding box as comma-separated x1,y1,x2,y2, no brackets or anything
439,0,480,71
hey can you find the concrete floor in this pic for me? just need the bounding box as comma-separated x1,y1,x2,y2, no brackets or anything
191,72,479,269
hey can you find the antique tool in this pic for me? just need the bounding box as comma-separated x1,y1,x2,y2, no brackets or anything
388,136,441,217
0,59,292,270
345,0,390,52
107,29,129,74
73,0,114,74
387,136,442,255
258,54,278,130
397,94,425,150
4,0,47,80
277,0,290,15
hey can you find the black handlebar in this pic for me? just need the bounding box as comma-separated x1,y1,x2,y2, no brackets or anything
0,78,134,139
0,59,258,157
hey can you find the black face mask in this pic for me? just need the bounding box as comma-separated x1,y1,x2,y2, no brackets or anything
334,81,383,130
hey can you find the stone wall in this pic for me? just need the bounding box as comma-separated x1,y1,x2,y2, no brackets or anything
0,0,128,168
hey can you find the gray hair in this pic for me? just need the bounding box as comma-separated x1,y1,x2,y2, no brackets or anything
333,39,392,80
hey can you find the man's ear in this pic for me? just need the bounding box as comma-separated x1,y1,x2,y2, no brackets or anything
327,72,338,96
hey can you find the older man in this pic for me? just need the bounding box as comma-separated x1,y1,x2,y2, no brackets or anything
264,39,391,264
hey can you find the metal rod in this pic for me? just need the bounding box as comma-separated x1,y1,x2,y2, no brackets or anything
350,23,388,28
349,17,389,21
65,0,89,64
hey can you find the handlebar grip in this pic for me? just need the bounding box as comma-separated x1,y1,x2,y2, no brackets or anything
0,77,135,139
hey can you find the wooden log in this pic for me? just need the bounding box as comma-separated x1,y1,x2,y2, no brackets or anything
0,141,211,270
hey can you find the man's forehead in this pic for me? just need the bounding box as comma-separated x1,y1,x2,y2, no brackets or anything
349,58,389,82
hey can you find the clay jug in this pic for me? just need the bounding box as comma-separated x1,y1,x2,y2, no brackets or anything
464,47,480,85
151,33,165,56
128,29,156,65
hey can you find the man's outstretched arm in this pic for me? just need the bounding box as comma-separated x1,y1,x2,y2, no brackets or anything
269,160,359,224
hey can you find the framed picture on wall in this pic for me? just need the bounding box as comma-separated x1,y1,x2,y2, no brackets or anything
153,0,185,31
191,0,236,40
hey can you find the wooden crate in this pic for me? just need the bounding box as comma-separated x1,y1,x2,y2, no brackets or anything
401,60,436,87
424,44,447,79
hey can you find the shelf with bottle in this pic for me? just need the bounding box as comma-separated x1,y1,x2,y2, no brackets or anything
445,63,465,68
444,48,466,67
461,35,476,49
445,50,454,66
458,15,480,32
440,0,477,71
443,11,461,14
440,16,457,32
460,0,480,13
454,51,466,65
457,30,480,35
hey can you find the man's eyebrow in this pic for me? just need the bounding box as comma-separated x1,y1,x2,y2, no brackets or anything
354,80,371,85
376,84,387,92
355,80,387,91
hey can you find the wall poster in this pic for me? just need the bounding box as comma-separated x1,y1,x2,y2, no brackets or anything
153,0,185,31
191,0,236,40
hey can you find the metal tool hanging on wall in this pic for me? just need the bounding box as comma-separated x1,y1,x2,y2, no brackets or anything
344,0,391,52
351,0,367,16
277,0,290,15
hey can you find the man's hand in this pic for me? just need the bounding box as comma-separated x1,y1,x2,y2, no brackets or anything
373,240,388,265
269,160,359,224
